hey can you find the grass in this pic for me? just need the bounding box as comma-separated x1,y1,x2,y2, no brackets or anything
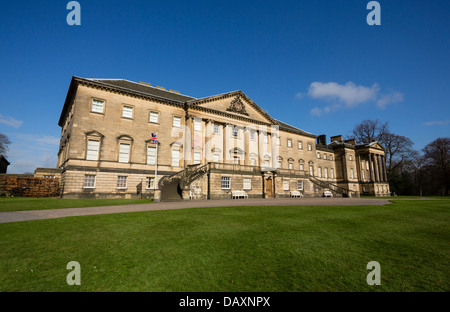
0,197,153,212
0,199,448,292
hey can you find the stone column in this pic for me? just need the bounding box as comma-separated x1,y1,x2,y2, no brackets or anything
378,155,383,182
368,153,374,182
382,155,388,182
204,119,213,164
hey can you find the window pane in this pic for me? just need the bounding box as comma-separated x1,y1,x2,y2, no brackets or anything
122,106,133,118
173,116,181,127
288,139,292,147
243,178,251,190
146,177,155,189
83,175,96,188
149,112,159,123
283,180,289,191
92,100,104,113
172,150,179,166
194,152,201,164
117,176,127,189
297,180,303,190
213,154,220,162
213,124,220,134
147,146,156,165
194,118,202,131
86,140,99,160
119,143,130,163
221,176,230,189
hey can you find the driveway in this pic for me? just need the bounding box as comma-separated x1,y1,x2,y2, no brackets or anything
0,197,392,224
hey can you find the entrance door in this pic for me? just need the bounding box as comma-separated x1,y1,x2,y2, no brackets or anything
266,178,273,198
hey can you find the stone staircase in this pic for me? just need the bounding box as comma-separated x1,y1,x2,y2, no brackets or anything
308,175,357,197
159,164,209,201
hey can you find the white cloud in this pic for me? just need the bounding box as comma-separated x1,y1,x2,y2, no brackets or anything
303,81,403,116
0,114,23,128
308,81,379,108
424,120,450,126
377,91,404,109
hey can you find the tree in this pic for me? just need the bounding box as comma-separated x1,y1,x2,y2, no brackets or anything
350,119,390,144
0,133,11,156
382,132,415,174
422,137,450,195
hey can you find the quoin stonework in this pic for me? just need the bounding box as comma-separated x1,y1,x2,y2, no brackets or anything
56,76,390,200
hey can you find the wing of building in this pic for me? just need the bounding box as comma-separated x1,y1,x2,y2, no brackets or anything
56,76,390,200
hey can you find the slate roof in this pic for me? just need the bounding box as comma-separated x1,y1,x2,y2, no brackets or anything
275,120,317,138
87,78,196,103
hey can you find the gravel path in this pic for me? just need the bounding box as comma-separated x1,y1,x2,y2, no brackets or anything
0,197,392,224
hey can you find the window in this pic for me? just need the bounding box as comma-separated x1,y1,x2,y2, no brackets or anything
331,168,335,179
329,155,333,161
318,167,322,178
232,128,239,138
213,154,220,162
233,156,239,164
118,143,130,163
146,177,155,189
221,176,230,189
299,163,304,171
298,141,303,149
194,152,201,164
264,160,270,167
213,124,220,134
324,168,328,179
83,174,96,188
149,111,159,123
323,154,327,160
243,178,251,190
194,118,202,131
171,149,180,167
297,180,303,191
173,116,181,127
263,133,268,143
250,158,256,166
250,131,256,140
317,153,321,159
86,140,100,160
287,139,292,148
309,165,314,176
277,161,281,169
308,143,312,151
122,106,133,119
288,163,293,170
117,176,127,189
147,146,156,165
91,99,104,113
283,180,290,191
362,169,365,180
349,155,353,161
350,168,354,179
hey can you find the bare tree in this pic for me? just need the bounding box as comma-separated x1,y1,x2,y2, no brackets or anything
381,132,415,174
422,137,450,195
0,133,11,156
350,119,390,144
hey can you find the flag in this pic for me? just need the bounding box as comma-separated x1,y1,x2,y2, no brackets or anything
151,132,158,144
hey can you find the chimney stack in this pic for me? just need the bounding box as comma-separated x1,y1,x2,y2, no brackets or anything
317,134,327,146
330,135,343,143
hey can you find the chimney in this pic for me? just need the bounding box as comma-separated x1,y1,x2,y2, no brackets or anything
139,81,152,87
330,135,343,143
344,138,356,145
317,134,327,146
155,86,166,90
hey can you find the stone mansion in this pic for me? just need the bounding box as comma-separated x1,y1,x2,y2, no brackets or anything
56,76,390,200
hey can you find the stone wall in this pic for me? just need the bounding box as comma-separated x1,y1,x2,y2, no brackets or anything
0,175,60,197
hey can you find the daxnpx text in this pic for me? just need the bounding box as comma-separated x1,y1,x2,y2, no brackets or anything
179,296,270,309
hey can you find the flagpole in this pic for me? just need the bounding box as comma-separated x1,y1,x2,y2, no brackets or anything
154,131,158,191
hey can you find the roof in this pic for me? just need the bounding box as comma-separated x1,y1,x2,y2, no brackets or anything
0,155,10,165
86,78,196,103
275,120,317,138
58,76,317,138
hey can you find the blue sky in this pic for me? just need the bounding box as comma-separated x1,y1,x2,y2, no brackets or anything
0,0,449,173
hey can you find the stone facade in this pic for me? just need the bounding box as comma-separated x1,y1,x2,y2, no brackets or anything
56,76,390,200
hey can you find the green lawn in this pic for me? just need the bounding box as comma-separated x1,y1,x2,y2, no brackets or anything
0,199,448,292
0,197,153,212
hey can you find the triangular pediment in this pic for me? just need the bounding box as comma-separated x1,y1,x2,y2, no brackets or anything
188,91,275,124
